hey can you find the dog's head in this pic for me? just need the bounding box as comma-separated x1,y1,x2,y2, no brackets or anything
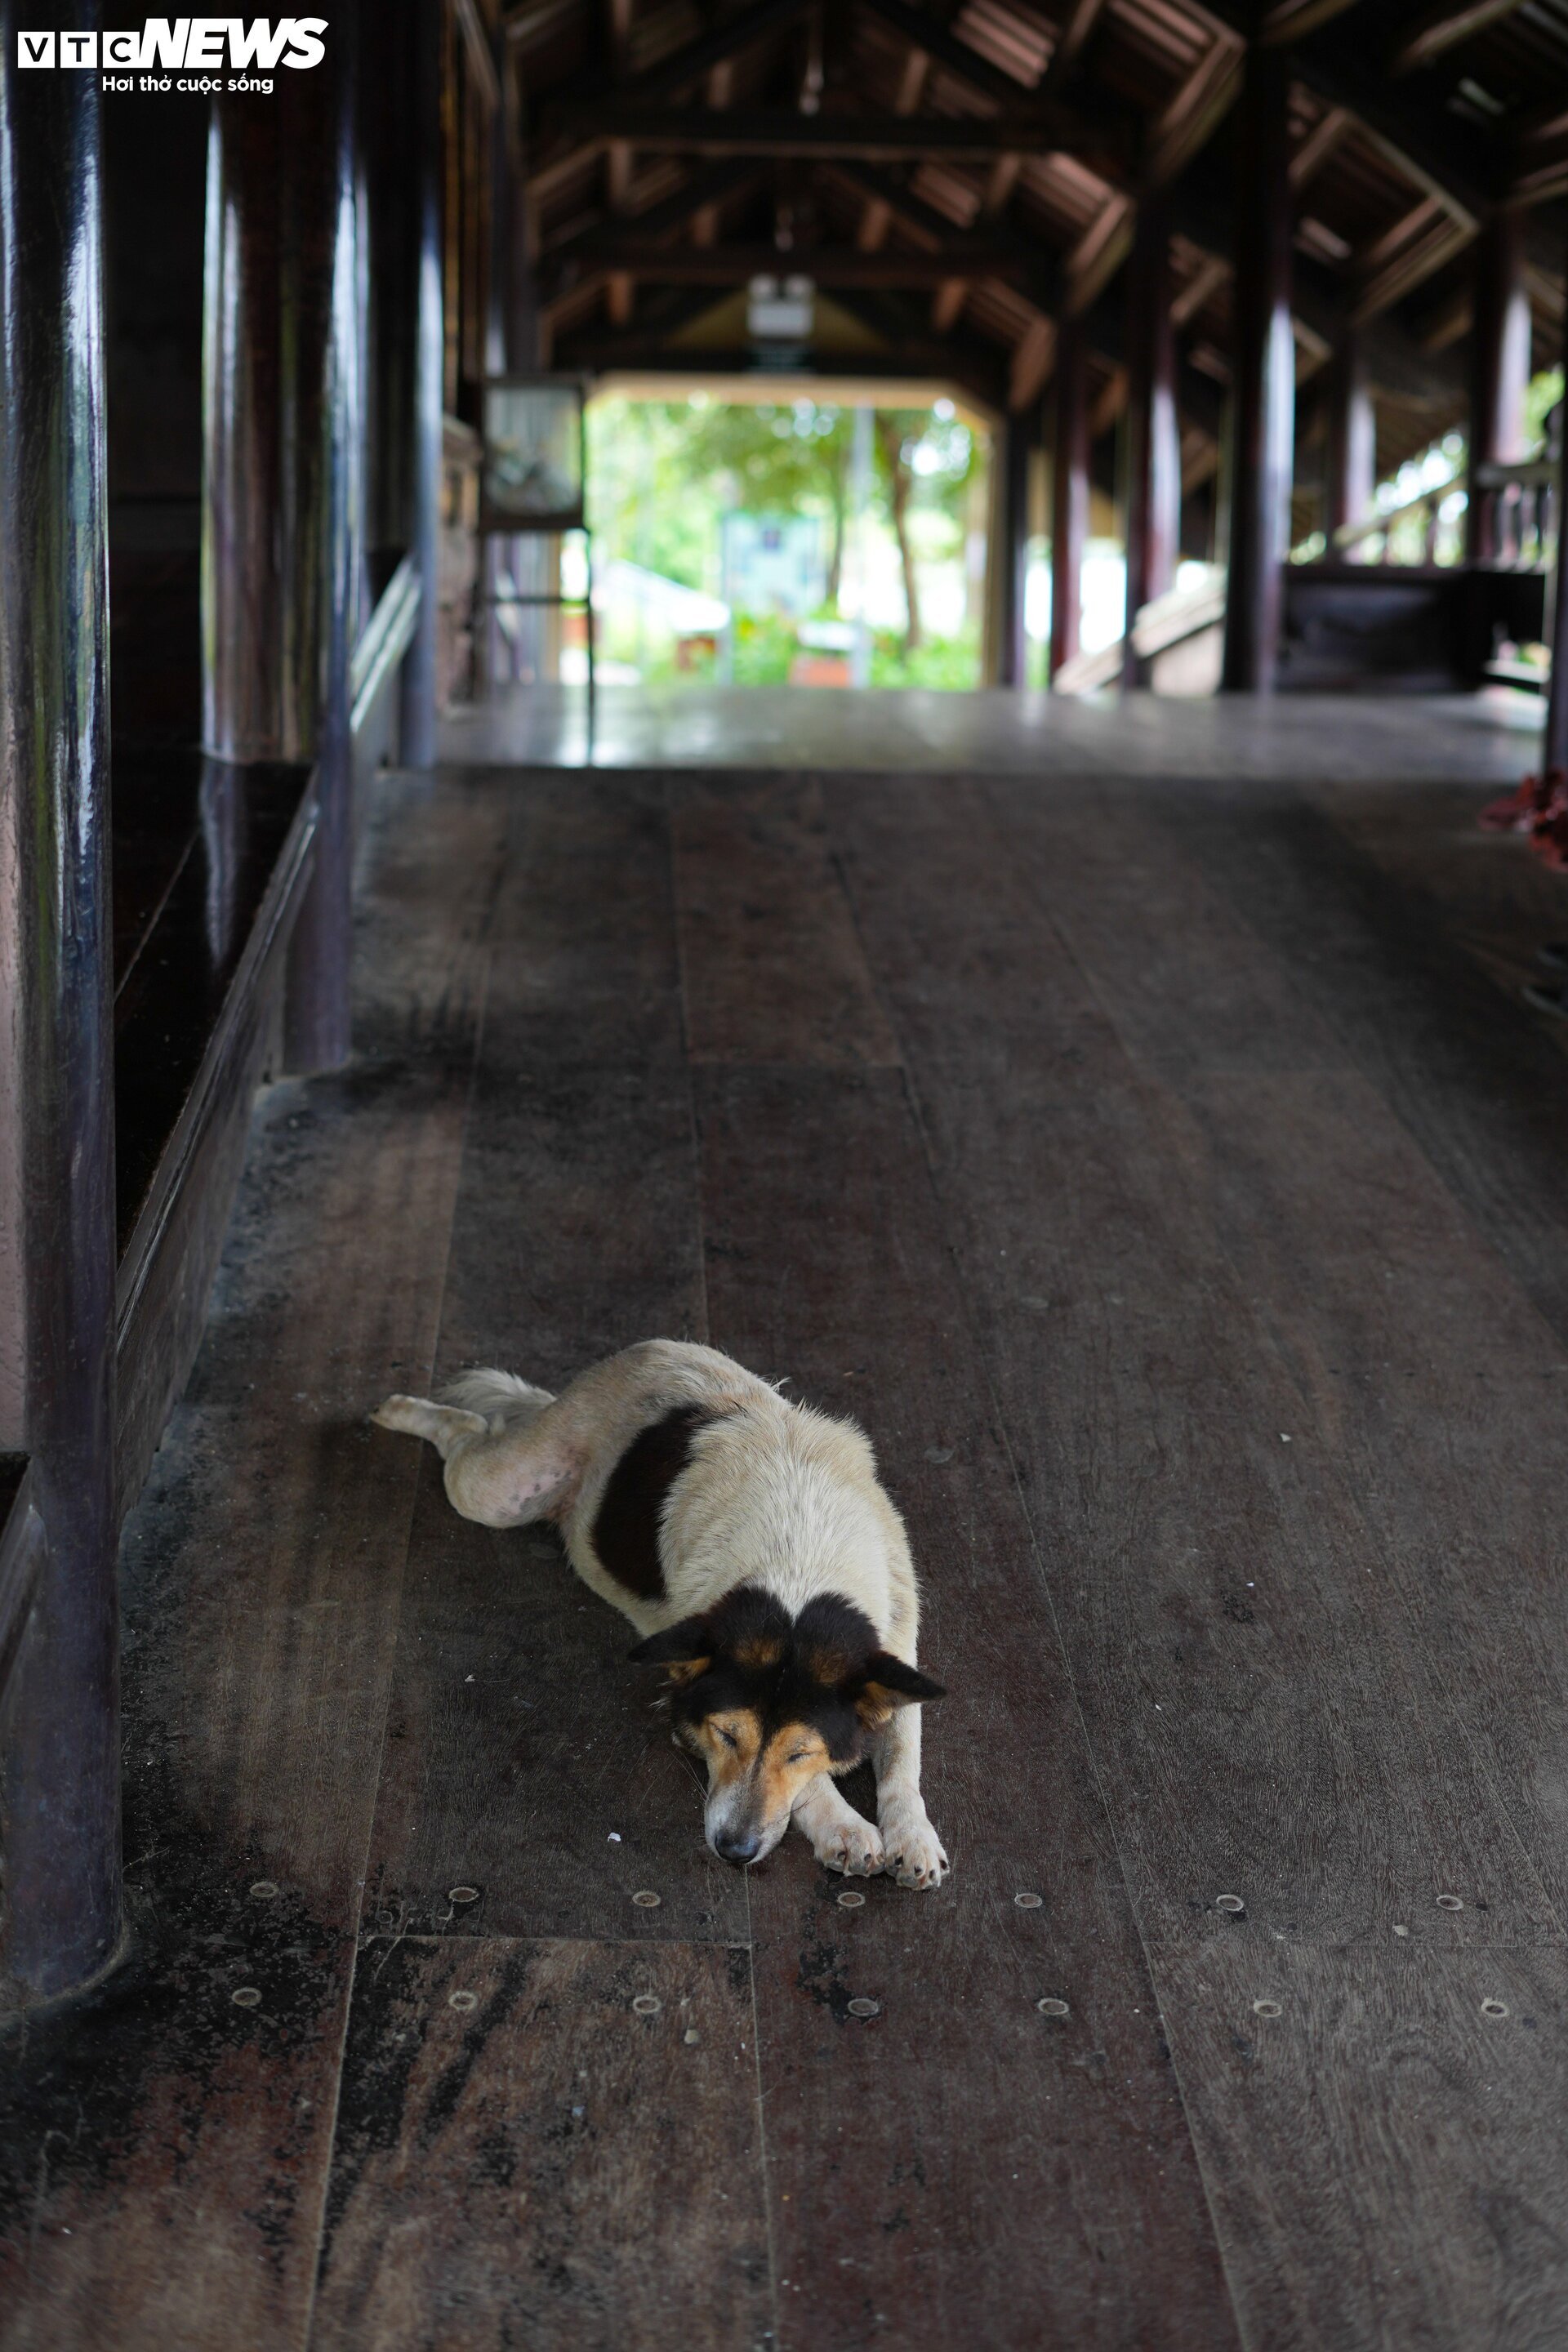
629,1586,943,1865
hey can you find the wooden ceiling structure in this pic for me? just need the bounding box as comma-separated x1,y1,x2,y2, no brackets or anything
483,0,1568,686
498,0,1568,498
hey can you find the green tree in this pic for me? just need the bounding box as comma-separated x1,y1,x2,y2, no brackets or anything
871,407,978,653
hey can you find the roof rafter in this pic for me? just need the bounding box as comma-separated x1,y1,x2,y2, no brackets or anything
544,158,766,261
1388,0,1530,77
537,105,1116,163
544,239,1049,291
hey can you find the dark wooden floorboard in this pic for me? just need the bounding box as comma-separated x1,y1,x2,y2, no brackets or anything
1156,781,1568,1348
16,706,1568,2352
0,777,504,2352
1155,1937,1568,2351
1009,790,1568,1919
358,772,742,1953
694,1063,1239,2352
671,774,900,1068
310,1936,772,2352
829,772,1568,2343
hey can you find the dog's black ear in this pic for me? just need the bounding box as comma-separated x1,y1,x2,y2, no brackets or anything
628,1615,712,1667
854,1651,945,1727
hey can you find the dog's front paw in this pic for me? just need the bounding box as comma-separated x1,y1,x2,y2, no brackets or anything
880,1804,949,1890
817,1812,885,1878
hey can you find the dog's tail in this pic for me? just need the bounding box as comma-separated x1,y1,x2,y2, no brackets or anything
438,1367,555,1432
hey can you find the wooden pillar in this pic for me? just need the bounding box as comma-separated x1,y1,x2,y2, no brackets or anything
996,408,1032,687
401,0,444,767
1221,37,1294,693
1541,220,1568,777
1049,314,1089,683
0,4,122,2006
1122,196,1180,684
1323,325,1375,550
203,16,362,1066
1465,209,1530,566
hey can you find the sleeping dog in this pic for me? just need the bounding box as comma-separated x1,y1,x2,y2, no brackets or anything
372,1339,948,1888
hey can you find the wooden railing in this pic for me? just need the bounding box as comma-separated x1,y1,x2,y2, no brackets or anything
1329,473,1466,566
1470,458,1557,571
1325,461,1557,572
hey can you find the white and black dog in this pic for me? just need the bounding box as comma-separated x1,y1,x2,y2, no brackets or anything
372,1339,948,1887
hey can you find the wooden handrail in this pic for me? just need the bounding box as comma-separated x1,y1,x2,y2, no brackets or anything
1330,470,1463,555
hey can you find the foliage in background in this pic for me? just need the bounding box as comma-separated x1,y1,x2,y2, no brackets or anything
585,394,984,681
1526,368,1565,453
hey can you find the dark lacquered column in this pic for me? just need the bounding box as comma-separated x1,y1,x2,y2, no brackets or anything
1049,314,1089,684
202,98,286,760
0,0,122,2006
996,408,1032,688
400,0,444,767
280,11,363,1071
1465,209,1530,567
203,16,362,1068
1543,218,1568,776
1122,194,1180,687
1323,324,1375,550
1221,35,1294,693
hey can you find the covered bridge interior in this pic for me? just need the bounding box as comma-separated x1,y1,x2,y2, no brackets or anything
9,3,1568,2350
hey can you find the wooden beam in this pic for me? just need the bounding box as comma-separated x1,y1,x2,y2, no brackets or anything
1144,31,1245,193
1351,214,1472,322
858,48,929,249
1089,361,1127,439
985,153,1023,216
1040,0,1110,95
860,0,1031,106
545,159,764,262
1289,104,1351,189
555,311,1008,399
542,105,1122,167
932,278,970,329
1171,251,1228,327
1389,0,1530,76
621,0,815,102
506,0,581,48
1248,22,1488,225
821,162,1060,303
547,242,1045,289
606,0,632,78
1064,190,1134,316
1260,0,1363,40
1356,193,1443,276
1009,314,1055,409
1205,0,1494,222
455,0,503,109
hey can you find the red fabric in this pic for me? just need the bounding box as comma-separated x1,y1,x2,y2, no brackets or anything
1478,768,1564,833
1529,782,1568,869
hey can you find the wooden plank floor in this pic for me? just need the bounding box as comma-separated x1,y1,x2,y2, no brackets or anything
8,702,1568,2350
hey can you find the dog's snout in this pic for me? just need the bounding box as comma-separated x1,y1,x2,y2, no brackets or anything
714,1827,762,1865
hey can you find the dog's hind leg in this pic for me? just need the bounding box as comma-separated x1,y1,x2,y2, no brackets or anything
791,1775,885,1878
372,1391,581,1529
372,1395,488,1454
